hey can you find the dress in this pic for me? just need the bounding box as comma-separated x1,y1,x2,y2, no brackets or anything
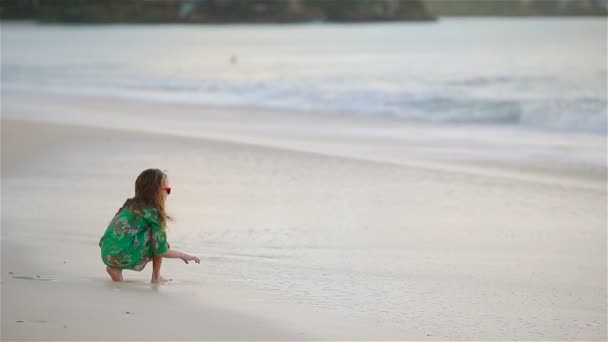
99,206,168,271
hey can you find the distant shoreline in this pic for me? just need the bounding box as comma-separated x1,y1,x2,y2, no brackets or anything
0,15,605,27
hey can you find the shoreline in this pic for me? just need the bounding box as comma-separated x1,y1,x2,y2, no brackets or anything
2,92,605,191
1,94,606,340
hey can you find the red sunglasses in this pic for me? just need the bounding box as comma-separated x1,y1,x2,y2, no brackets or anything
162,187,172,195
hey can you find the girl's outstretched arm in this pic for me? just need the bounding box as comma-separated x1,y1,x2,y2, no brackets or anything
159,249,201,264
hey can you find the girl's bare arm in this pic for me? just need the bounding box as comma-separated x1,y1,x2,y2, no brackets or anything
159,249,200,264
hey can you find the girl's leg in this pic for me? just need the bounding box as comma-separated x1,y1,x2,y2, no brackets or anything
151,256,167,283
106,266,123,282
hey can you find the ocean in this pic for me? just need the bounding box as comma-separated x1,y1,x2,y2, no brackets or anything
2,18,606,134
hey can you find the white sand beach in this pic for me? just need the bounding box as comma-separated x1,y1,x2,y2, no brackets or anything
1,93,606,340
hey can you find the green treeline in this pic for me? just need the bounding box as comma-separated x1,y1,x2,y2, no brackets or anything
1,0,606,23
0,0,436,23
423,0,607,16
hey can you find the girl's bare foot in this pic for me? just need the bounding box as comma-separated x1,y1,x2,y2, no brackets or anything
106,266,123,282
151,275,169,284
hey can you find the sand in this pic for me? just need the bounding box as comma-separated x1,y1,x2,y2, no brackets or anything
1,93,606,340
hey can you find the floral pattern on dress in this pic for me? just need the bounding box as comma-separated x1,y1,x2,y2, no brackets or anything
99,206,169,271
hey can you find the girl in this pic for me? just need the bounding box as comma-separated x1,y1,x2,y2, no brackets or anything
99,168,200,283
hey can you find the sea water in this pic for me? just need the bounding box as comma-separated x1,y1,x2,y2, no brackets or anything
2,18,606,134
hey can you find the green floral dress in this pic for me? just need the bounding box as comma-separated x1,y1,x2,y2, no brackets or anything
99,206,168,271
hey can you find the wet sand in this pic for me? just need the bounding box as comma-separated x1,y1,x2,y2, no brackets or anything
1,94,606,340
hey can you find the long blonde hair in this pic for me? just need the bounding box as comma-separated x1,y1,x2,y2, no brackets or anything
114,168,172,228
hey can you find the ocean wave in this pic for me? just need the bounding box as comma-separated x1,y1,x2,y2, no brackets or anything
2,78,606,135
446,75,553,87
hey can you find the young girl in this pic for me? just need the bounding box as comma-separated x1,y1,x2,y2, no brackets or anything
99,168,200,283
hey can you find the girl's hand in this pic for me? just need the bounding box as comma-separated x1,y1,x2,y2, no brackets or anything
180,253,200,264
